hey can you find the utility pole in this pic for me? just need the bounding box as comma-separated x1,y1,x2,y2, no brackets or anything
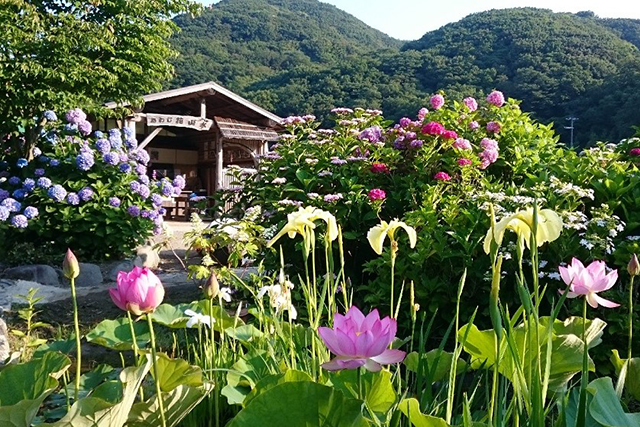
565,117,578,148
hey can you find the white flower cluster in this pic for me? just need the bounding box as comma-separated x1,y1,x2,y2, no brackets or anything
549,176,594,200
257,269,297,320
560,211,588,230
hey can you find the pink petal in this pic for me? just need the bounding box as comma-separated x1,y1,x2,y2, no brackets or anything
333,313,347,330
570,258,586,270
335,328,357,356
318,327,343,355
586,260,606,278
592,293,620,308
559,266,573,286
363,359,382,372
355,330,375,357
370,349,406,365
143,284,164,312
361,309,380,332
126,279,147,307
602,270,618,291
346,306,365,329
321,358,365,371
109,288,127,311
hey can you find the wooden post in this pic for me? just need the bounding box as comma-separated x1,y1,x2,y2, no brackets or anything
200,98,206,118
215,133,223,191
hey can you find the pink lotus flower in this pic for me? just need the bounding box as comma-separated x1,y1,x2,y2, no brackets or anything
463,97,478,111
559,258,619,308
486,90,505,107
368,188,386,201
434,171,451,181
319,306,405,371
421,121,445,135
457,158,472,166
430,94,445,110
109,267,165,315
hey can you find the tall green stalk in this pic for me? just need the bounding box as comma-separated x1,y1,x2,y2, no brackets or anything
70,276,82,401
147,314,167,427
576,298,589,427
628,276,635,361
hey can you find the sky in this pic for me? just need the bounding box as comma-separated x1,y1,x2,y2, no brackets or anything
204,0,640,40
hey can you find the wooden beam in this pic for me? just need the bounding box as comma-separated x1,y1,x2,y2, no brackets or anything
215,134,223,191
138,127,164,151
200,98,206,118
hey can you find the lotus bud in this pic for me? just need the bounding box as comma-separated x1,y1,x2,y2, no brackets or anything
628,254,640,277
63,248,80,280
203,269,220,299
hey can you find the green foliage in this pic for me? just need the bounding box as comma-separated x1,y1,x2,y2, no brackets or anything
0,0,202,144
86,317,151,351
172,4,640,145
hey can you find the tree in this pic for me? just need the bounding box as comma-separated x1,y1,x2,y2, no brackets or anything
0,0,201,155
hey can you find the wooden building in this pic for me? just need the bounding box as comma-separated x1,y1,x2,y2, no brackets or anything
102,82,282,196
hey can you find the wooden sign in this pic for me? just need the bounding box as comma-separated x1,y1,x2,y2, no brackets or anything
146,114,213,131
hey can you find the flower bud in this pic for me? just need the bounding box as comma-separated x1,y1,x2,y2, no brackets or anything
628,254,640,277
63,248,80,280
203,269,220,299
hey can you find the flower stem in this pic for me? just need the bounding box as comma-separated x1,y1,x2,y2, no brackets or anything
147,314,167,427
70,277,82,401
629,276,635,361
127,311,144,401
390,247,397,318
577,297,589,427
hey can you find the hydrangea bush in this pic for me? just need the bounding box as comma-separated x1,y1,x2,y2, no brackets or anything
0,109,186,262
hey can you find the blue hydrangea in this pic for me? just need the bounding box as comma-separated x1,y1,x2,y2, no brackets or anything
66,193,80,205
43,110,58,121
123,127,134,138
137,184,150,199
125,138,138,150
48,184,67,202
108,129,123,150
108,197,121,207
38,156,49,163
16,158,28,168
158,207,167,216
108,128,121,139
151,194,163,206
138,174,149,185
141,209,151,218
131,149,150,165
32,147,42,157
103,152,119,165
160,180,173,197
11,214,28,229
0,189,9,200
119,163,132,174
78,120,92,136
49,159,60,167
153,225,162,236
78,187,94,201
76,152,95,171
0,206,9,221
135,164,147,176
23,178,35,191
45,132,58,144
173,175,186,189
1,198,22,212
127,206,140,217
130,181,141,193
12,189,27,200
66,108,87,124
8,176,21,185
37,177,52,189
34,168,45,177
95,139,111,155
23,206,38,219
64,123,78,133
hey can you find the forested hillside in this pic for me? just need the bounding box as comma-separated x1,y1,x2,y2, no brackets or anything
170,2,640,146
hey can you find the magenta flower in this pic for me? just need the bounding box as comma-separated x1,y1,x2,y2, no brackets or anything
559,258,619,308
457,158,472,166
486,90,505,107
371,163,389,174
417,107,428,121
319,306,405,372
442,130,458,140
421,121,445,135
430,94,445,110
368,188,386,201
629,148,640,156
109,267,165,315
469,121,480,130
463,97,478,111
486,121,501,133
434,171,451,181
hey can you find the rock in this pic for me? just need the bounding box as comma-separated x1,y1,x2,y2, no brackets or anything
0,279,75,309
134,246,160,269
2,264,61,287
108,260,135,282
74,263,103,287
0,317,9,365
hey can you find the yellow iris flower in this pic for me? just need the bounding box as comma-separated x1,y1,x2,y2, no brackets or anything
367,220,417,255
266,206,339,251
483,207,563,254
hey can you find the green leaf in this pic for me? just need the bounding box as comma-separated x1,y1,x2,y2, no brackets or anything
225,324,264,343
228,381,370,427
86,317,150,351
403,350,468,382
397,398,449,426
153,353,204,392
610,350,640,401
329,369,397,420
244,369,313,407
64,364,118,399
221,350,279,405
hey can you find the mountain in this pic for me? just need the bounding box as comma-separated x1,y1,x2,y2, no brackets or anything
170,3,640,146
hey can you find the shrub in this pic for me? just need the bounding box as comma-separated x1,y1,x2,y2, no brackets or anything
0,109,186,261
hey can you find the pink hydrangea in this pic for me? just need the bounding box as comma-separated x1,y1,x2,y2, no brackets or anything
486,121,501,133
630,148,640,156
434,171,451,181
442,130,458,139
480,138,499,150
371,163,389,173
417,107,428,121
469,121,480,130
368,188,386,201
430,94,445,110
463,97,478,111
486,90,505,107
399,117,412,127
457,158,472,166
453,138,472,150
421,121,445,135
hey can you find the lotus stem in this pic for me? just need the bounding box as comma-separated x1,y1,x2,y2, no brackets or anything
147,313,167,427
70,276,82,401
